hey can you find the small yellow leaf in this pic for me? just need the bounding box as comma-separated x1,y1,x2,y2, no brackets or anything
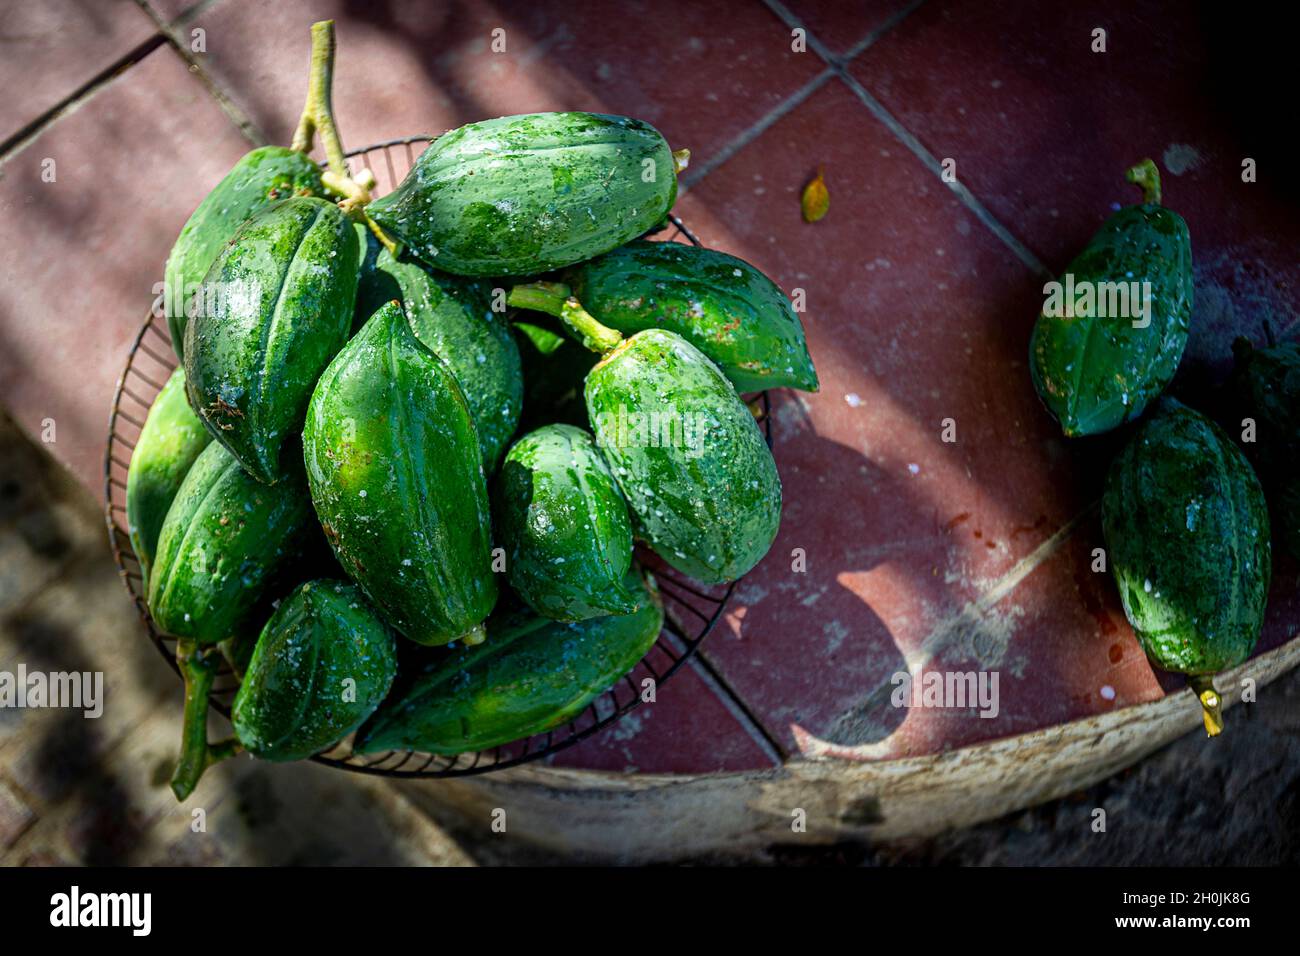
801,167,829,223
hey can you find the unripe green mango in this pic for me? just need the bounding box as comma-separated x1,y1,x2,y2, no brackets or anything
363,247,522,472
147,441,316,644
185,196,359,484
1029,160,1192,436
164,147,322,361
353,568,663,755
496,424,638,621
369,112,677,277
585,329,781,584
565,240,818,392
303,301,498,646
1102,397,1270,677
125,367,212,586
232,579,397,762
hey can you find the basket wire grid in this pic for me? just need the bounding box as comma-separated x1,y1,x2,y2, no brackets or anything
104,135,773,777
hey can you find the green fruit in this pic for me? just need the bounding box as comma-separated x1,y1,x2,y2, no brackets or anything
184,196,359,484
164,147,322,360
1231,337,1300,559
231,579,397,761
147,442,316,644
367,248,522,472
586,329,781,584
1102,397,1270,678
1029,160,1192,436
303,301,498,646
565,240,818,392
497,424,638,621
353,569,663,754
369,112,678,277
125,367,212,586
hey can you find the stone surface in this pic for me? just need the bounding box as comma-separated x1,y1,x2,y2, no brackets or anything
0,0,157,145
0,46,254,492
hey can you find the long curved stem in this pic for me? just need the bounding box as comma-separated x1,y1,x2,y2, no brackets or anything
508,281,623,354
1125,158,1162,205
170,640,241,800
291,20,400,256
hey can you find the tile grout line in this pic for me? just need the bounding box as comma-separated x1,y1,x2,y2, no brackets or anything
679,67,835,192
763,0,1050,279
0,34,167,163
688,644,789,765
133,0,267,148
653,612,787,764
837,72,1050,278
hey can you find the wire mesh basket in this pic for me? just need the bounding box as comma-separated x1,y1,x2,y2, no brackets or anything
103,135,772,777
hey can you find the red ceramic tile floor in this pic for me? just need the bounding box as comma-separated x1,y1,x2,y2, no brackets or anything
0,0,157,145
0,46,256,495
670,78,1133,757
179,0,823,173
549,658,779,773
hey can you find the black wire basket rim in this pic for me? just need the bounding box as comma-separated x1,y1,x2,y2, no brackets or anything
102,135,768,779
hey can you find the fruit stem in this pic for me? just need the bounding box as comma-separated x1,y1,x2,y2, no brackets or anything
170,640,241,800
1188,675,1224,737
291,20,400,255
1125,158,1161,205
508,281,623,354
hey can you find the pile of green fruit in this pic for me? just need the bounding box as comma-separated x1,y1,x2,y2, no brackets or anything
125,22,817,799
1030,159,1293,736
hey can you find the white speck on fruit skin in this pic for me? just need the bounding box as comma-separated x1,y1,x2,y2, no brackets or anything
1100,685,1116,701
907,463,920,475
1143,578,1152,593
845,393,862,407
359,489,367,498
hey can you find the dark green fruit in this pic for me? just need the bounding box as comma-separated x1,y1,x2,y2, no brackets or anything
1102,397,1269,707
231,579,397,762
586,329,781,583
369,112,678,276
565,240,818,392
185,196,359,484
352,221,399,332
513,317,597,431
353,568,663,754
303,301,498,646
147,442,316,644
1030,160,1192,436
496,424,638,621
1231,337,1300,559
125,367,212,586
366,247,522,472
164,147,322,360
